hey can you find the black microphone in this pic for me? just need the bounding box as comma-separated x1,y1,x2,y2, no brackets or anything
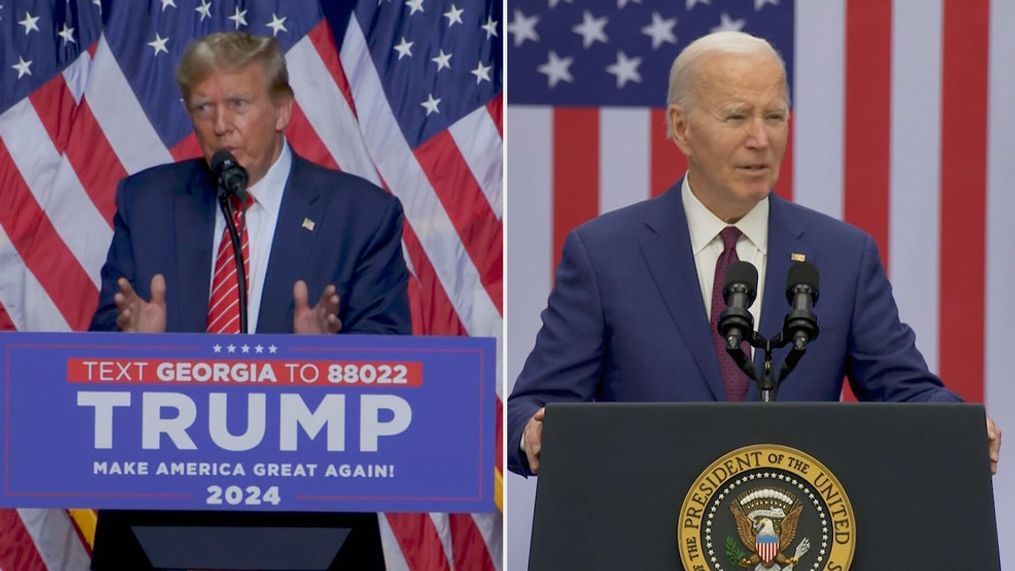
783,261,820,350
209,150,250,334
210,150,249,201
719,261,759,351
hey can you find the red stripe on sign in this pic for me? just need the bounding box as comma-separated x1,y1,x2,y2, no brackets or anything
451,514,496,571
844,0,892,267
553,108,600,273
774,128,793,202
487,96,503,137
414,131,503,314
939,0,987,402
28,72,76,153
384,514,452,571
0,301,14,331
0,509,48,571
402,217,469,336
0,143,98,330
63,98,128,225
307,21,357,117
171,133,203,162
650,108,685,197
287,103,341,170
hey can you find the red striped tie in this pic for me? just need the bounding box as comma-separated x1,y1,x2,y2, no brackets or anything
206,195,254,334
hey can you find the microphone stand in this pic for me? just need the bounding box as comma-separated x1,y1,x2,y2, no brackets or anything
726,330,809,403
217,187,248,334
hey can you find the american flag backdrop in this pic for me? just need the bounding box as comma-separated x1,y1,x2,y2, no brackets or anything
506,0,1015,568
0,0,502,569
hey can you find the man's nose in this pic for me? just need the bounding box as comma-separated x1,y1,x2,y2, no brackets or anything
744,116,770,149
213,108,233,135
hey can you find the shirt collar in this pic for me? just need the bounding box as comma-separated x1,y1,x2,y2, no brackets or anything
681,173,769,255
245,139,292,217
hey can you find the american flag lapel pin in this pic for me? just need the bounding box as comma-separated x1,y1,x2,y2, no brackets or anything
791,253,806,262
302,218,316,232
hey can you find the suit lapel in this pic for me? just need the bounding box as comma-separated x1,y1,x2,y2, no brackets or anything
173,163,216,332
258,157,320,333
640,184,726,400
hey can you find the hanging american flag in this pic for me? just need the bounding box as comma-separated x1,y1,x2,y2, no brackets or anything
505,0,1014,568
0,0,502,569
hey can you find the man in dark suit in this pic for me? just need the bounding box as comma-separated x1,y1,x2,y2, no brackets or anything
507,31,1001,477
88,32,406,569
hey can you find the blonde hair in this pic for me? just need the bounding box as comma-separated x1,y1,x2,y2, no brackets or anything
176,32,293,103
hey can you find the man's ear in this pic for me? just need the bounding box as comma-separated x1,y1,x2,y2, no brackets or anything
274,94,294,133
668,104,692,156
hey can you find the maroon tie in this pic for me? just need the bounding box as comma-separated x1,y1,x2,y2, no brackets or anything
710,226,752,401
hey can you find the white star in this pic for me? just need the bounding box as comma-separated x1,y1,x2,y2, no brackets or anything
227,344,237,354
537,51,574,88
148,33,169,56
470,61,492,84
507,9,539,47
687,0,709,9
58,23,76,45
266,13,287,36
443,4,463,27
755,0,778,10
11,56,31,79
712,12,746,33
254,344,264,354
481,16,498,39
431,49,452,71
617,0,641,8
228,6,247,29
18,11,39,34
641,12,676,50
406,0,424,16
213,344,222,353
572,11,608,49
241,344,250,354
160,0,176,11
547,0,572,7
195,0,212,21
394,36,413,59
421,93,441,115
268,344,278,354
606,51,642,88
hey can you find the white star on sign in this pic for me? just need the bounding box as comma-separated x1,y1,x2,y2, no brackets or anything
755,0,778,10
161,0,176,11
481,16,498,39
712,12,746,33
431,49,452,71
507,10,539,47
537,50,574,88
11,56,31,79
443,4,463,27
58,22,76,45
227,344,237,353
148,33,169,56
471,61,492,84
394,36,413,59
687,0,709,9
195,0,212,21
254,344,264,354
606,51,642,88
406,0,424,16
228,6,247,29
213,344,222,353
421,93,441,115
572,11,608,49
266,13,287,36
641,12,676,50
268,344,278,354
241,344,250,354
18,11,39,34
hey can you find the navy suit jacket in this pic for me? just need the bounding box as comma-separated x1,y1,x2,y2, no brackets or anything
89,153,410,335
507,183,959,476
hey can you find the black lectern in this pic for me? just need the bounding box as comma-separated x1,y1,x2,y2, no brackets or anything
529,403,999,570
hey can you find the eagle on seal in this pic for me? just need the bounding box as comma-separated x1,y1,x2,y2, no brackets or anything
731,502,804,568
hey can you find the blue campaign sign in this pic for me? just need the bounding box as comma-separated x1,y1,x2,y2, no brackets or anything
0,332,496,513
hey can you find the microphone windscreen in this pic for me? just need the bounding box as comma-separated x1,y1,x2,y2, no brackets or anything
724,260,759,293
786,261,819,293
210,150,237,174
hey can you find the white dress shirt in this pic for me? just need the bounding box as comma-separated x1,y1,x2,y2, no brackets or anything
208,141,292,331
681,174,769,331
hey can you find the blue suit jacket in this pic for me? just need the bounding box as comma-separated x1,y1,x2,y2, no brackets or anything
507,183,959,476
89,154,410,335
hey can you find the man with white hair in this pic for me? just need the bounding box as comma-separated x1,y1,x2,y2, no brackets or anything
507,31,1001,477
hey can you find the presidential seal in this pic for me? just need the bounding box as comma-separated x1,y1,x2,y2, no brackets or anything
677,445,855,571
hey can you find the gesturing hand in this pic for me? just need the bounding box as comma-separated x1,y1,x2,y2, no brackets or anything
114,275,167,333
293,280,342,334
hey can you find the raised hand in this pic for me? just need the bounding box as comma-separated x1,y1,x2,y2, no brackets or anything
114,275,167,333
292,280,342,334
